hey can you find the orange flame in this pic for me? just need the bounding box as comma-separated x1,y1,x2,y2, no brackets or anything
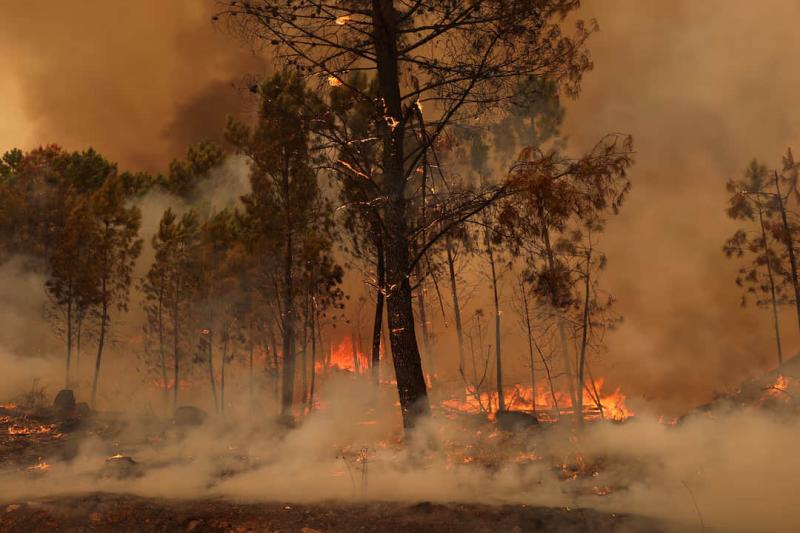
8,424,60,436
28,460,50,471
442,379,634,422
763,374,792,403
317,337,371,374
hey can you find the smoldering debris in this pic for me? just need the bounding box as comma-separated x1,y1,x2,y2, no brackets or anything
0,373,796,532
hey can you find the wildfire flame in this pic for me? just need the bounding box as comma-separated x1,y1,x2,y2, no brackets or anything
28,459,50,472
317,337,371,374
769,374,790,395
442,379,634,422
8,423,60,436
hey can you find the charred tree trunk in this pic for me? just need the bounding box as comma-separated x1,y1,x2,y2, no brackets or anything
267,324,280,405
520,280,536,415
157,291,168,409
220,332,228,414
172,277,181,409
308,302,318,412
445,235,466,384
76,312,83,381
576,250,592,427
416,269,434,383
758,206,784,368
371,237,385,383
207,331,218,413
774,172,800,334
65,287,73,389
485,230,504,412
301,301,310,404
280,150,297,418
90,276,108,408
248,332,255,410
372,0,429,428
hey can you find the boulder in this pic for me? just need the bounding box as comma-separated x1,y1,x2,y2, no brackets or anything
53,389,76,415
174,405,208,427
496,410,539,431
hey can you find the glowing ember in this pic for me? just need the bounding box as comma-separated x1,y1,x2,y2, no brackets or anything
8,424,59,436
769,374,790,395
28,460,50,472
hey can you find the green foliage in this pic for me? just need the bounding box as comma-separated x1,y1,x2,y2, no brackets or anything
162,141,225,199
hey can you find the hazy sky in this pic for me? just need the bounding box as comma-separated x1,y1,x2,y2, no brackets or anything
2,0,800,409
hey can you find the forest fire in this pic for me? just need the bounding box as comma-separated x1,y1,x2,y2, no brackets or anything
441,379,634,422
5,1,800,531
7,424,60,437
317,337,371,374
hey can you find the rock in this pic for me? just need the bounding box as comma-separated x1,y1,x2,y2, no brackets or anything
496,410,539,431
102,454,141,479
174,406,208,427
53,389,76,415
185,519,203,531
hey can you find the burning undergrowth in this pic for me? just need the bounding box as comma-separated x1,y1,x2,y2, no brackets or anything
0,373,798,532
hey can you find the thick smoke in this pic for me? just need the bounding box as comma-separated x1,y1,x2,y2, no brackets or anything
0,0,266,171
2,3,800,530
560,0,800,409
1,372,797,532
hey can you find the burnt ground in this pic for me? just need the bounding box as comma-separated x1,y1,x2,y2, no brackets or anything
0,494,664,533
0,403,670,532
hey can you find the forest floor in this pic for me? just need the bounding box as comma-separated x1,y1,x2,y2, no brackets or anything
0,401,670,533
0,494,663,533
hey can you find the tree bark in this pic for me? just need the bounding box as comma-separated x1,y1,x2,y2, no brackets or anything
268,323,280,405
371,237,385,383
157,291,168,410
65,287,73,389
248,332,255,410
416,268,434,383
758,206,783,368
280,149,297,418
308,302,318,412
520,280,536,415
576,250,592,427
90,276,108,408
172,275,181,409
485,230,504,412
774,172,800,334
220,331,228,414
372,0,430,428
445,235,466,383
207,331,218,413
76,313,82,383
